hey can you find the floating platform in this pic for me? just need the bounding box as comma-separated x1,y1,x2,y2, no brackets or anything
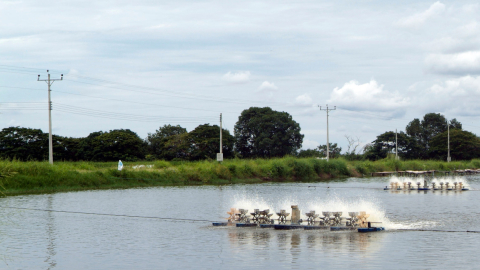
330,226,357,231
358,227,385,233
236,223,258,228
212,222,381,233
212,222,228,226
304,225,329,230
274,224,304,230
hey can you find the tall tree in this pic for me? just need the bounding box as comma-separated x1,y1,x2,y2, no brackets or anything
162,133,191,160
234,107,304,158
365,131,420,161
405,113,462,158
146,124,187,159
317,143,342,158
80,129,146,161
0,127,48,160
429,130,480,160
188,124,235,160
52,135,82,161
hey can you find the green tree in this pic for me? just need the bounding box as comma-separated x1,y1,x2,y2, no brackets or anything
146,124,187,159
406,113,462,158
317,143,342,158
429,129,480,160
234,107,304,158
52,135,82,161
80,129,146,161
0,127,48,160
365,131,420,161
162,133,191,160
78,131,104,160
188,124,235,160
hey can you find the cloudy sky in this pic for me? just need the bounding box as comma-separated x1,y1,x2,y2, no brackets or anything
1,0,480,152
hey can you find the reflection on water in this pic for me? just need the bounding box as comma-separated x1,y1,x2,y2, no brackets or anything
227,229,384,255
388,189,468,196
45,194,57,270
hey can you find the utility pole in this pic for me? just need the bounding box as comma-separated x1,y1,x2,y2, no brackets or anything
447,119,451,162
217,113,223,162
38,70,63,165
220,113,223,154
395,129,398,160
319,104,336,161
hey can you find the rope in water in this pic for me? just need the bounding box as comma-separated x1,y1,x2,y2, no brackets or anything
0,206,217,223
3,206,480,233
396,229,480,233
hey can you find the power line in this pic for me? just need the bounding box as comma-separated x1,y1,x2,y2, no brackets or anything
0,85,239,114
0,102,218,123
65,77,278,106
54,103,218,123
0,64,291,107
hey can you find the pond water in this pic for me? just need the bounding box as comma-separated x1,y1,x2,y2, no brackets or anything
1,175,480,269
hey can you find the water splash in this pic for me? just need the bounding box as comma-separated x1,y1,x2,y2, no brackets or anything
385,220,439,230
228,194,408,230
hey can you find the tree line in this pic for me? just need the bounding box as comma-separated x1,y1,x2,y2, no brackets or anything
0,107,304,161
298,113,480,161
2,110,479,162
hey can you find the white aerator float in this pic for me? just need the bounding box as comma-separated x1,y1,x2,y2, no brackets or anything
384,180,469,191
213,205,384,233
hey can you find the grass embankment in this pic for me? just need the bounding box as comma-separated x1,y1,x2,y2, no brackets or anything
0,157,479,196
350,159,480,175
0,158,349,195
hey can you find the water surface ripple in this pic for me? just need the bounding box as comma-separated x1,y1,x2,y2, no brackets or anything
1,175,480,269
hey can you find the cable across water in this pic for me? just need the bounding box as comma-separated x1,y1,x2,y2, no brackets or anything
0,206,217,223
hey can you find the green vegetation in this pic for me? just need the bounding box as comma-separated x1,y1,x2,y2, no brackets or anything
1,157,480,196
363,113,469,160
0,157,347,195
350,157,480,175
234,107,303,158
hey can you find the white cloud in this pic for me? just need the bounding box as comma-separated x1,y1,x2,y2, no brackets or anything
258,81,278,92
397,1,445,28
418,76,480,116
327,80,409,113
222,71,251,83
457,21,480,37
294,94,313,107
148,24,172,30
426,51,480,74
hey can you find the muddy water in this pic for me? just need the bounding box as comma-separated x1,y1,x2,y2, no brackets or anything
0,175,479,269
